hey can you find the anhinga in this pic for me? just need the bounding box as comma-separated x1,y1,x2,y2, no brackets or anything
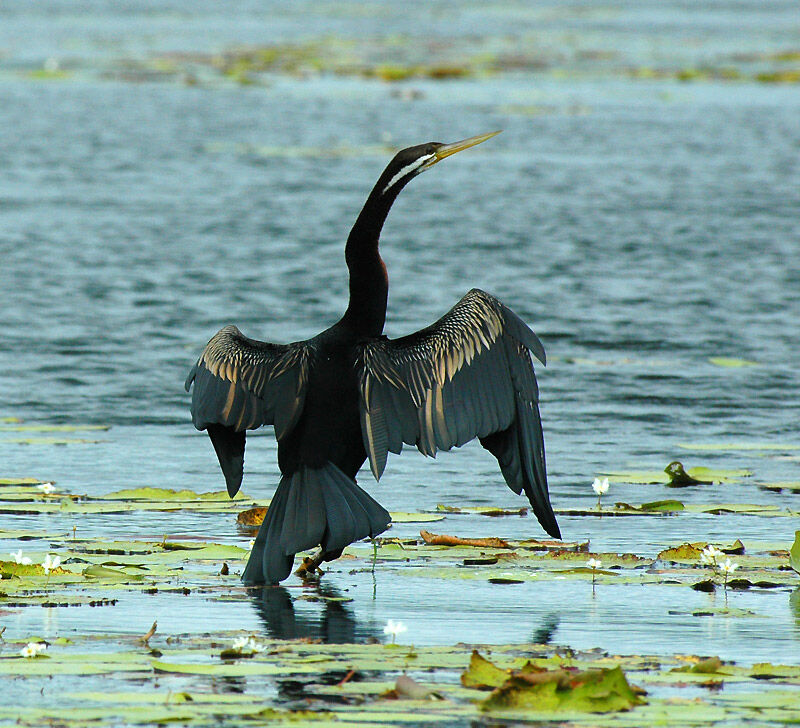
186,132,560,585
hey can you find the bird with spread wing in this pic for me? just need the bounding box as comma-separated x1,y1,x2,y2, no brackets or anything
186,132,560,585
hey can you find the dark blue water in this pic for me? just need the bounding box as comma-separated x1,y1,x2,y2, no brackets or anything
1,0,799,665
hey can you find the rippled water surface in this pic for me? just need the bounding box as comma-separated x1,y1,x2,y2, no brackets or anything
1,0,799,671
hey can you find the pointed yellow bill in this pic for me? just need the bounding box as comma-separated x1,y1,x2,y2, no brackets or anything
423,131,501,169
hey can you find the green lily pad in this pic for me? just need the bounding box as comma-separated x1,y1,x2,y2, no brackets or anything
389,512,446,523
0,477,43,486
3,437,104,445
615,500,685,512
758,481,800,493
790,531,800,576
436,504,528,516
671,656,728,674
0,424,110,432
605,466,750,485
461,650,513,689
677,442,800,452
708,357,759,367
151,659,320,676
102,487,249,502
480,662,645,713
82,564,144,581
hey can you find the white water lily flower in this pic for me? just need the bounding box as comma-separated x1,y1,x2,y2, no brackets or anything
700,545,723,566
10,549,32,565
383,619,408,641
587,558,603,570
20,642,47,658
591,477,609,495
42,554,61,574
720,559,739,574
231,636,264,653
37,482,56,495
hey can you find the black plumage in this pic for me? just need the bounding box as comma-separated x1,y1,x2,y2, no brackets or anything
186,132,560,585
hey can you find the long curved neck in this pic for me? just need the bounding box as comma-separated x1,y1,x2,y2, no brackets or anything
340,175,406,337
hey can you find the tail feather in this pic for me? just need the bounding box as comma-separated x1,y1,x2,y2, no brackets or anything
243,474,294,585
280,469,326,555
242,462,391,585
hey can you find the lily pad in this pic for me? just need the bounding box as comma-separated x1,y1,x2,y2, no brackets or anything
758,481,800,493
0,477,43,486
480,662,645,713
708,357,759,367
0,424,110,432
677,442,800,452
604,465,750,485
461,650,514,689
790,531,800,576
390,512,446,523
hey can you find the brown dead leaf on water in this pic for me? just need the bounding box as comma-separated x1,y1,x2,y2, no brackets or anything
237,507,267,527
138,621,157,645
383,674,445,700
419,530,511,549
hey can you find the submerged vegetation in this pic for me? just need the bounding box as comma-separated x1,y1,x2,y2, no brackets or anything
4,34,799,89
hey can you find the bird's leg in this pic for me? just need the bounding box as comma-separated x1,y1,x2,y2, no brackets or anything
294,547,325,580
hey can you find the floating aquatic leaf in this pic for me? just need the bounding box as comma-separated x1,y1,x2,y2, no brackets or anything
790,532,800,576
0,477,43,486
709,357,759,367
385,674,445,700
677,442,800,452
461,650,513,689
151,659,319,676
748,663,800,679
692,503,785,515
104,486,249,502
0,424,109,432
419,530,511,548
481,663,645,713
437,504,528,517
237,506,268,526
390,512,446,523
615,500,685,512
758,481,800,493
605,465,750,485
672,656,728,674
82,564,143,581
3,437,104,445
722,539,745,555
665,461,709,486
657,543,703,562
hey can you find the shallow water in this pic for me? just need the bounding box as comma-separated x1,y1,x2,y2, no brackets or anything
1,0,800,674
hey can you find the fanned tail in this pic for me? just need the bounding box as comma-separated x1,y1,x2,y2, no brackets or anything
242,463,392,585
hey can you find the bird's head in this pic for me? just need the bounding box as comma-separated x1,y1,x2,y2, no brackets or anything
379,131,501,197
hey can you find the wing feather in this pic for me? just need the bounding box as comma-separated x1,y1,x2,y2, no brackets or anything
185,325,314,496
355,288,560,539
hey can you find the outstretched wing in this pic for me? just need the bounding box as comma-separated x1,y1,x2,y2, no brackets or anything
185,325,314,496
355,288,559,538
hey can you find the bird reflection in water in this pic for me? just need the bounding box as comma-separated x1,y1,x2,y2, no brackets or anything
250,584,379,704
532,613,560,645
251,584,377,644
791,588,800,638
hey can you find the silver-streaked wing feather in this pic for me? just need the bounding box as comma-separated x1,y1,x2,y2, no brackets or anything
356,288,559,538
185,325,313,495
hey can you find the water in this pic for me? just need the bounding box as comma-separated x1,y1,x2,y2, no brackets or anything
1,0,799,670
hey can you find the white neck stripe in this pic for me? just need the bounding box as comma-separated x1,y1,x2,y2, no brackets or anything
382,154,435,195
